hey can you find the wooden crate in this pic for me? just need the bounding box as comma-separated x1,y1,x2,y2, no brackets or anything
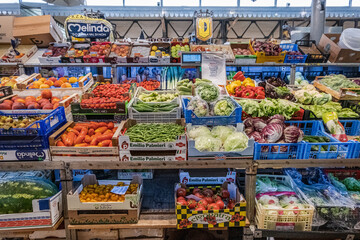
49,121,121,159
314,76,360,100
17,72,94,93
119,228,164,239
77,229,119,240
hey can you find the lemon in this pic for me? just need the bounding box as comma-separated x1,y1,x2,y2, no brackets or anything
152,46,158,51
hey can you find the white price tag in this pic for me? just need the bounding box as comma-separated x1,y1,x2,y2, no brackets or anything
201,52,226,86
111,186,129,195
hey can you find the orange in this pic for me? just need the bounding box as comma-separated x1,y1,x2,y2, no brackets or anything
61,82,72,88
39,84,50,89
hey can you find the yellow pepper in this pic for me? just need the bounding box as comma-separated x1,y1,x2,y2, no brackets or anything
243,82,255,87
226,81,242,94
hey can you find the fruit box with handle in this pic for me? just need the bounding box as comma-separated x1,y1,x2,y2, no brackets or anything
49,121,121,160
175,179,246,229
119,119,187,151
0,190,62,230
67,175,143,225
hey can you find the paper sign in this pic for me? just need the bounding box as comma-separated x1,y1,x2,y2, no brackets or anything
111,186,129,195
201,52,226,86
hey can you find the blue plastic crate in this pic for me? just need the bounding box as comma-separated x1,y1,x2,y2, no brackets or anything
280,43,308,64
0,107,66,136
302,121,355,159
182,97,242,125
253,120,320,160
339,120,360,159
0,135,50,149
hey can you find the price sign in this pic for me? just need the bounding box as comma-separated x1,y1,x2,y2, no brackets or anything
201,52,226,86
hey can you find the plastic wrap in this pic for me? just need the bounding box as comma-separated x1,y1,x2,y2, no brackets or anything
195,82,220,103
212,97,236,116
0,177,58,214
187,97,209,117
256,176,293,194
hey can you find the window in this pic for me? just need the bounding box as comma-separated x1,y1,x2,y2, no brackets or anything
352,0,360,6
163,0,198,6
326,0,349,6
202,0,237,6
125,0,160,6
277,0,311,7
87,0,123,6
240,0,275,7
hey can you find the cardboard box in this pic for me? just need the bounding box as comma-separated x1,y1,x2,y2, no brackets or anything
0,190,62,230
128,43,150,63
179,170,236,185
0,16,14,44
67,176,142,225
107,42,132,64
318,33,360,63
0,148,50,161
13,15,63,48
175,181,246,229
120,150,186,161
38,42,71,64
119,119,187,151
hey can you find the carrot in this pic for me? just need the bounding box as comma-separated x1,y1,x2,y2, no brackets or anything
84,135,92,143
96,133,113,142
95,126,108,134
64,131,76,146
67,127,80,135
98,139,112,147
56,140,65,146
107,122,114,129
112,127,118,133
98,122,108,127
90,136,99,146
104,129,113,135
88,128,95,136
74,143,89,147
75,127,88,144
61,133,67,143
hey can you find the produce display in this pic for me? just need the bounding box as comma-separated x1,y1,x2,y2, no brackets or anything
42,44,68,58
261,77,295,101
187,97,209,117
0,76,18,89
132,101,179,112
320,74,360,91
303,135,337,152
79,182,138,202
288,72,309,86
294,84,332,105
28,76,84,89
176,186,235,210
65,46,89,58
0,114,47,129
1,49,25,61
196,82,219,103
138,91,177,102
251,40,283,56
131,46,150,58
188,125,248,152
176,79,193,95
150,45,170,58
299,101,359,119
244,115,304,145
232,47,252,56
0,178,58,214
81,84,131,109
125,123,184,142
238,98,300,119
139,80,160,90
110,44,130,57
327,173,360,203
0,90,64,110
86,42,111,58
226,73,264,99
55,122,117,147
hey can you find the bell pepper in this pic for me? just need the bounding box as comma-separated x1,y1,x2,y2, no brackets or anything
241,89,255,98
227,80,242,94
233,71,245,81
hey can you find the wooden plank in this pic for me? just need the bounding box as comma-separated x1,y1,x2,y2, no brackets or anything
0,161,64,170
0,217,63,233
68,159,253,170
68,214,176,230
256,158,360,169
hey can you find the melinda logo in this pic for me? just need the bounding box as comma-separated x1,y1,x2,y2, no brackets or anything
67,23,111,38
16,150,46,160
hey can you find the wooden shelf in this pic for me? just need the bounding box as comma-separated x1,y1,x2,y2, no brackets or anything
255,158,360,169
68,214,176,230
68,159,253,170
0,161,64,171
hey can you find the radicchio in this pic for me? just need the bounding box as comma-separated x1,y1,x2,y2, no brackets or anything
284,125,304,143
268,114,285,123
249,131,264,142
243,118,253,128
244,126,254,136
268,118,285,126
261,123,284,143
253,118,267,132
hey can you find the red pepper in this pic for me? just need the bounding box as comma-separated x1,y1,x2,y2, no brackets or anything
233,71,245,81
241,89,255,98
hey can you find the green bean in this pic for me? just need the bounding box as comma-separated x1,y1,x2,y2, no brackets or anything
125,123,185,142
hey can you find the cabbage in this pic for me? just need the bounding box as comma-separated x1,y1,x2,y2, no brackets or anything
248,131,264,141
261,123,284,143
283,125,304,143
211,126,235,143
188,126,211,140
258,195,279,205
253,118,267,132
195,135,222,152
213,98,235,116
188,97,209,117
223,132,248,151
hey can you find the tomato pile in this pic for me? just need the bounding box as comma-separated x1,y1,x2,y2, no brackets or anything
56,122,117,147
176,187,236,211
139,80,160,90
81,83,131,109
